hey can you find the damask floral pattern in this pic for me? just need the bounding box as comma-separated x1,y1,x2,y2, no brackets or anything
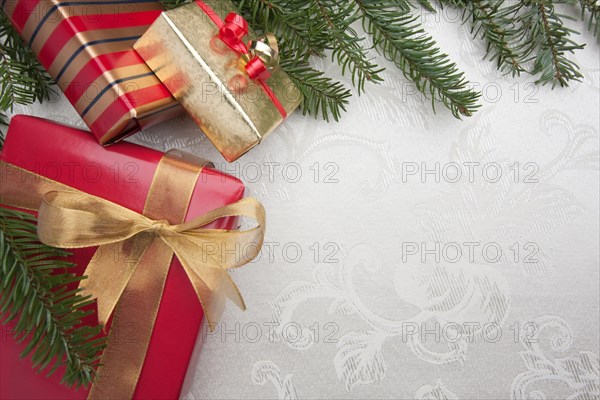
511,316,599,400
252,361,298,400
416,380,459,400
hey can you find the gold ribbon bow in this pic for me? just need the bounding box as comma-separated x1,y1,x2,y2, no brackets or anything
0,152,265,399
38,190,265,330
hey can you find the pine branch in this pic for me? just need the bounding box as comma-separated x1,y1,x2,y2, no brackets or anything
280,55,351,121
518,0,585,87
440,0,526,76
234,0,329,59
0,207,106,388
231,0,352,119
0,10,54,114
311,0,384,93
356,0,481,117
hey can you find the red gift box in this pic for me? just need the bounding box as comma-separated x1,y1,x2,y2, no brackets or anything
2,0,182,144
0,115,246,399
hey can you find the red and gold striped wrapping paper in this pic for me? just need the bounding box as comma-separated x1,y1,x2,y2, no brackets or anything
2,0,182,144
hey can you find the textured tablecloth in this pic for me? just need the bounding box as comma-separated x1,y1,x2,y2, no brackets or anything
6,5,599,400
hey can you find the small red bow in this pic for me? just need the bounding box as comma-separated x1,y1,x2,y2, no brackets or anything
195,1,285,116
219,13,272,81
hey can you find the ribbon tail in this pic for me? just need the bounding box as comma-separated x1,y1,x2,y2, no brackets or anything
88,239,174,400
183,263,245,332
166,237,246,331
80,233,156,327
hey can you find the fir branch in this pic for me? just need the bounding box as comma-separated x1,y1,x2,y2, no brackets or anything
0,208,106,388
234,0,329,59
387,0,436,12
232,0,353,118
356,0,481,117
311,0,384,93
441,0,526,76
280,56,351,121
518,0,585,87
0,10,54,114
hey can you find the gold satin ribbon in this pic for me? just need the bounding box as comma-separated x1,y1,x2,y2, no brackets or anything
0,153,265,399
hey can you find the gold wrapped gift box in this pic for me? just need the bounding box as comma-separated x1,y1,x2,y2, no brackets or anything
134,0,303,162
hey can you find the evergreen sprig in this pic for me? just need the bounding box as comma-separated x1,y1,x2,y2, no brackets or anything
439,0,587,87
356,0,481,117
0,207,106,388
160,0,190,9
519,0,585,87
236,0,329,59
280,55,352,121
311,0,384,93
0,11,54,114
441,0,526,76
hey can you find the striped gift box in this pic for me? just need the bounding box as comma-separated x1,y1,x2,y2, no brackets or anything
2,0,182,144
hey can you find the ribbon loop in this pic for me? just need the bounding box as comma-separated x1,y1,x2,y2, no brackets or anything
245,57,270,81
246,35,280,80
249,33,279,67
37,191,153,249
219,12,249,53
